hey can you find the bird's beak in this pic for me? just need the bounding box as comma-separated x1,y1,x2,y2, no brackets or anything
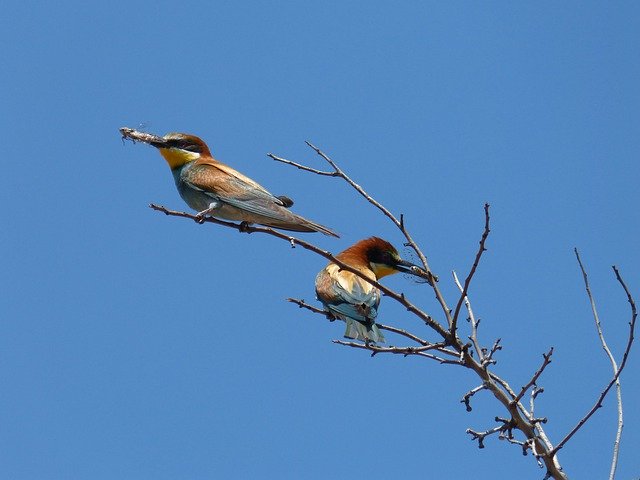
395,258,428,277
120,127,170,149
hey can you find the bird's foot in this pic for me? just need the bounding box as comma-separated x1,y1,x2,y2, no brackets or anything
195,206,218,224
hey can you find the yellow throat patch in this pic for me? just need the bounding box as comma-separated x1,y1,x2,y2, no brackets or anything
159,148,200,169
370,262,398,279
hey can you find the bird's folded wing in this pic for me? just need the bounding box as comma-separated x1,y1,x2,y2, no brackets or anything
185,161,287,206
183,163,297,222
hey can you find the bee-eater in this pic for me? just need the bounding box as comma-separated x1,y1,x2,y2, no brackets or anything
315,237,423,343
120,128,338,236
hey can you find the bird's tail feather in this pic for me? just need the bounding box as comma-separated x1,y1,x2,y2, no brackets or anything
344,319,385,343
292,213,340,237
267,214,339,237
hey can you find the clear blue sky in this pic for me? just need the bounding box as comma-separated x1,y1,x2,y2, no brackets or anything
2,2,639,479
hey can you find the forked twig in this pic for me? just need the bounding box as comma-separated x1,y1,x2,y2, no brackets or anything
513,348,554,405
551,265,636,457
451,203,491,337
574,249,623,480
452,270,483,361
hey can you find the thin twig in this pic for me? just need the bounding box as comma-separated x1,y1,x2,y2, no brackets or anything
451,203,491,337
467,419,513,449
574,249,623,480
332,339,462,364
286,297,330,316
513,348,554,405
530,386,544,419
483,338,502,368
461,384,488,412
551,265,636,456
452,270,483,361
267,153,338,176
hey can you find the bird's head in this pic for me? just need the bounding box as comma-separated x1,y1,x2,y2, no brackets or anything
120,128,211,170
343,237,424,279
154,133,211,170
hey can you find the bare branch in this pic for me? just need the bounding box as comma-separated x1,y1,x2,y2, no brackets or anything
452,270,483,361
451,203,491,336
552,265,636,456
286,297,332,317
503,436,531,457
530,386,544,418
267,153,338,176
461,384,488,412
483,338,502,368
467,418,513,449
332,339,462,364
513,348,554,405
574,249,623,480
149,204,450,340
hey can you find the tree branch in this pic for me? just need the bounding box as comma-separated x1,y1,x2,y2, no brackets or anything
461,384,488,412
286,297,458,358
551,265,636,457
451,203,491,337
267,153,339,176
332,339,462,364
452,270,483,362
149,203,450,340
574,249,623,480
513,348,554,405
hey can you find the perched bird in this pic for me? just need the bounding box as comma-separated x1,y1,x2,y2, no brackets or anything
120,128,338,236
315,237,423,343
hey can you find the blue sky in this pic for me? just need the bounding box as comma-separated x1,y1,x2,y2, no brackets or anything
2,1,639,479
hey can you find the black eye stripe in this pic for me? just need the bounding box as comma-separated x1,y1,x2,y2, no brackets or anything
183,143,202,153
168,139,202,153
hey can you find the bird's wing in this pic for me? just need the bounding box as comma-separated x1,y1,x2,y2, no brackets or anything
183,161,300,222
316,267,380,322
186,158,285,201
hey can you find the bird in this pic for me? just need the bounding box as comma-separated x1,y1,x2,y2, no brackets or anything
315,237,424,343
120,127,338,236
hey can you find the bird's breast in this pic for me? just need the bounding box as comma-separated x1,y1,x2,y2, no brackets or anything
172,165,218,211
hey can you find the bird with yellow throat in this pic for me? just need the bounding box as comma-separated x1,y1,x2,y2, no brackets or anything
315,237,424,343
120,128,338,236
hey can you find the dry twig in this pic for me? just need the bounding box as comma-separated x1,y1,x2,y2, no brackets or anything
551,264,636,457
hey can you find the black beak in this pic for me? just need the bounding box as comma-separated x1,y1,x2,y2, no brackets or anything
394,258,422,275
395,258,432,280
120,127,170,149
